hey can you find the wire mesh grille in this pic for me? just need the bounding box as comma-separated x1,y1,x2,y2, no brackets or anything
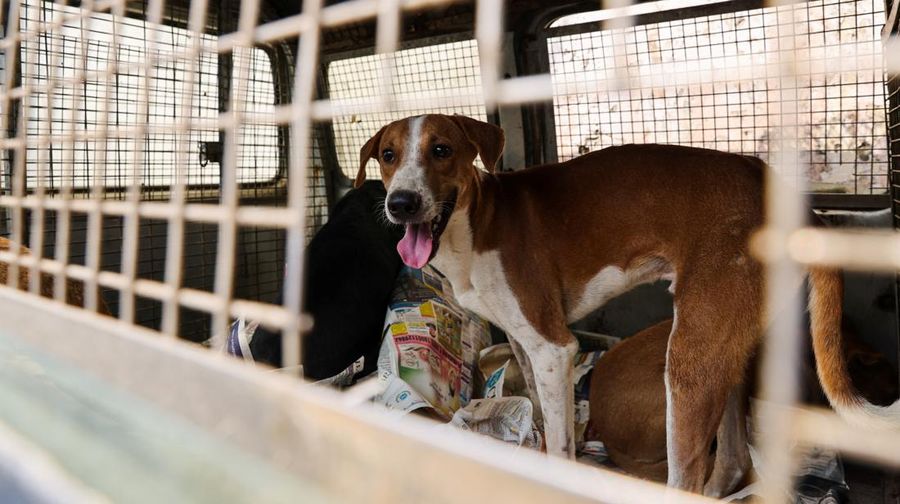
2,0,328,341
307,128,329,236
548,0,889,194
890,9,900,228
19,0,281,191
327,38,488,180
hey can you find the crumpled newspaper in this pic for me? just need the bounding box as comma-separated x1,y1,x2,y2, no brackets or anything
221,318,366,387
723,401,849,502
373,268,616,453
479,344,527,398
482,358,509,399
573,350,603,446
226,318,259,361
578,440,611,467
316,357,366,387
461,343,605,450
375,266,492,419
450,397,542,449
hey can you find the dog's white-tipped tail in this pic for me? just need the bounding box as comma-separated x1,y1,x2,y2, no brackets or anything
808,268,900,429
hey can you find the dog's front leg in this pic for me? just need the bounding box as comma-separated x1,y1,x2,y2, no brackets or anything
513,333,578,458
508,338,543,428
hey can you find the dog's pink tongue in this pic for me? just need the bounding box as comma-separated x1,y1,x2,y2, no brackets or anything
397,223,433,269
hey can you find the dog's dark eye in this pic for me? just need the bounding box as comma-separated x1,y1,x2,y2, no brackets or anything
433,144,452,158
382,149,395,163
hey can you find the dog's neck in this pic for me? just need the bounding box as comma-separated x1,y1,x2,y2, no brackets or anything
430,168,496,297
430,205,476,295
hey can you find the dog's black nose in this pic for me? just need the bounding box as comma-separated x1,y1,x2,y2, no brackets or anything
387,191,422,219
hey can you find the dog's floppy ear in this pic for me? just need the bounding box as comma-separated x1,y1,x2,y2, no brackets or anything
450,115,505,173
356,126,386,188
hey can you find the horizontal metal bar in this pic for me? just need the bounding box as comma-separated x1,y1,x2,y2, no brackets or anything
550,0,735,28
790,407,900,469
235,206,301,228
0,286,715,504
218,0,469,51
0,254,306,332
175,287,223,313
0,318,320,502
495,75,556,106
752,227,900,273
1,38,890,127
95,270,130,291
5,0,468,69
218,14,313,52
0,197,299,228
133,278,176,301
229,299,305,330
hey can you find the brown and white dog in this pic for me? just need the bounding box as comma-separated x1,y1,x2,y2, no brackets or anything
356,114,900,493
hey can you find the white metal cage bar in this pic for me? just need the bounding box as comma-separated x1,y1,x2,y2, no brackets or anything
160,0,209,338
81,0,122,316
2,0,24,300
756,2,806,500
281,0,322,374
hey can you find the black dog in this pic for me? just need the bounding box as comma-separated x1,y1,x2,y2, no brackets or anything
248,181,403,380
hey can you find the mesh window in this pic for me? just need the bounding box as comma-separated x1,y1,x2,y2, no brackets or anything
307,129,329,236
549,0,888,194
6,0,328,341
327,39,488,180
19,0,279,191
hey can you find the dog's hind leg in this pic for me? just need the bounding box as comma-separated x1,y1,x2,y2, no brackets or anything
665,321,734,492
508,337,544,428
665,270,760,493
703,383,752,497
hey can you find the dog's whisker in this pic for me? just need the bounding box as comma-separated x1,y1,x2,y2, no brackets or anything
371,206,399,230
368,197,397,229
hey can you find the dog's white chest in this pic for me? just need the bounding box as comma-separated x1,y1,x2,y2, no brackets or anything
454,289,497,324
431,214,503,326
458,250,536,337
437,257,504,327
433,245,521,331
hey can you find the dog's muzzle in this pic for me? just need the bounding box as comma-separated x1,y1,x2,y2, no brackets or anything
392,190,456,269
386,190,423,221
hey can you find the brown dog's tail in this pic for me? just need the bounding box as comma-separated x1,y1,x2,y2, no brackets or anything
808,267,900,428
